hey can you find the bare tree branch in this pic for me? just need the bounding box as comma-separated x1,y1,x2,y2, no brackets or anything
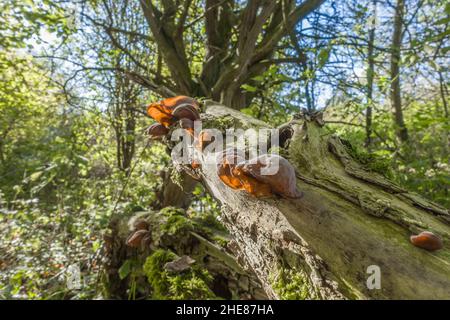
139,0,193,94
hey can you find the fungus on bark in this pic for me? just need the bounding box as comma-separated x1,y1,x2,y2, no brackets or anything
172,103,200,122
160,96,200,110
179,118,195,136
410,231,443,251
147,103,176,127
230,165,273,197
216,150,302,199
146,123,169,139
236,154,303,199
216,149,272,198
147,96,200,127
126,229,151,248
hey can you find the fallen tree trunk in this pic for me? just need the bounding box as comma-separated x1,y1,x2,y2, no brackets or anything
185,101,450,299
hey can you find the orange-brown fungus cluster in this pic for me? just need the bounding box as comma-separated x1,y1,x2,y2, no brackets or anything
216,150,302,199
126,219,151,248
146,96,201,169
410,231,443,251
146,97,303,200
146,96,200,139
147,95,199,127
146,123,169,140
235,154,302,199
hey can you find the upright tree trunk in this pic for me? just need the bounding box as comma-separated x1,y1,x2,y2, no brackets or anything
365,0,377,148
183,101,449,299
112,63,137,173
438,71,449,118
390,0,408,142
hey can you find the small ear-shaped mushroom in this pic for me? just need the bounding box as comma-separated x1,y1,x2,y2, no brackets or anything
126,229,150,248
147,103,175,127
216,149,245,189
146,123,169,139
216,149,272,197
217,161,243,189
195,130,215,152
410,231,443,251
147,96,200,127
161,96,200,110
231,166,272,197
236,154,302,198
172,103,200,122
147,101,179,127
179,118,194,136
191,159,201,169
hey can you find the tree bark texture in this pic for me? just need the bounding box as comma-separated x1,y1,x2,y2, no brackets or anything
365,0,377,148
187,101,450,299
390,0,408,142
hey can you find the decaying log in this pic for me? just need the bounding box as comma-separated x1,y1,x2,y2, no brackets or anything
183,100,450,300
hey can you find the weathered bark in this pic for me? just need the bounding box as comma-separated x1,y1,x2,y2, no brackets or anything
390,0,408,142
182,101,450,299
160,172,198,210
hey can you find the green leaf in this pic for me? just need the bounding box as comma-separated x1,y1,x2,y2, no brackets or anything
435,17,450,25
276,74,293,82
318,47,330,67
118,260,132,280
29,171,43,182
241,84,258,92
251,75,264,82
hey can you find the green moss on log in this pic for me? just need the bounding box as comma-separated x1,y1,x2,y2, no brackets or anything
270,267,317,300
143,249,216,300
160,207,194,236
340,138,391,177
